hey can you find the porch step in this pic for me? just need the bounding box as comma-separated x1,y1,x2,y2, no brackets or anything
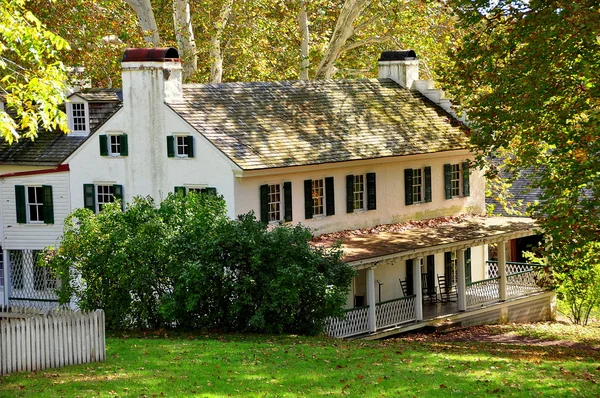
425,320,463,333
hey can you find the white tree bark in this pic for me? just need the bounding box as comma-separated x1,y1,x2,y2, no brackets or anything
173,0,198,81
124,0,160,45
209,0,234,83
314,0,372,79
298,0,310,80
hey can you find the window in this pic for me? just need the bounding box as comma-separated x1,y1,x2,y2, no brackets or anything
99,134,128,156
404,167,431,205
174,186,217,198
83,184,124,213
260,183,292,223
444,162,470,199
346,173,376,213
444,249,472,287
68,102,89,134
304,177,334,219
15,185,54,224
167,135,194,158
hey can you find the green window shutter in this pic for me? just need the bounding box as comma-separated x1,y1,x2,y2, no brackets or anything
186,136,194,158
424,166,432,203
426,255,435,295
113,185,124,210
465,248,472,284
260,184,269,223
444,251,452,287
283,181,292,222
304,179,313,219
83,184,96,211
204,187,217,196
174,186,186,196
167,136,175,158
42,185,54,224
366,172,377,210
120,134,128,156
15,185,26,223
325,176,335,216
462,161,470,197
99,135,108,156
406,259,414,296
404,168,413,206
346,175,354,213
444,164,452,199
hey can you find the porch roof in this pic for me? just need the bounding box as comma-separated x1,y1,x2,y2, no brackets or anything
312,215,538,268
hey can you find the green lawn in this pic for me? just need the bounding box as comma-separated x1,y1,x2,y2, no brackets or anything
1,323,599,397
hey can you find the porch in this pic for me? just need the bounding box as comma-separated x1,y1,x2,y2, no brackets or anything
321,216,551,339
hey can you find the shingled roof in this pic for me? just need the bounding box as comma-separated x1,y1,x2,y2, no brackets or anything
168,78,469,171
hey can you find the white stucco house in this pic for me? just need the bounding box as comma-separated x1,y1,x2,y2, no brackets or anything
0,48,553,338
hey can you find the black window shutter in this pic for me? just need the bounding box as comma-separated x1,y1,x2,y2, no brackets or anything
426,255,435,295
174,186,186,196
99,135,108,156
83,184,96,211
120,134,128,156
186,136,194,158
465,248,472,284
424,166,432,203
404,168,413,205
366,172,377,210
304,179,313,219
15,185,26,223
42,185,54,224
444,164,452,199
113,185,124,210
346,175,354,213
406,259,414,296
462,161,470,197
325,176,335,216
283,181,292,222
260,184,269,223
167,136,175,157
444,251,453,287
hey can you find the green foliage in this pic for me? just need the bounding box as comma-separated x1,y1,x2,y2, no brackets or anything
45,193,354,334
0,0,70,143
443,1,600,324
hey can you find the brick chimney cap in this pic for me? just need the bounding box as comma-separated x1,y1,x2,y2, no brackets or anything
378,50,417,62
122,47,180,62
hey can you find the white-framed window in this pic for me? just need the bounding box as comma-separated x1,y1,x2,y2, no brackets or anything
109,135,121,156
96,185,115,212
68,101,89,134
27,186,45,223
176,136,189,157
412,168,423,203
99,133,128,157
353,175,365,210
312,179,324,216
268,184,282,222
450,164,461,197
167,135,194,158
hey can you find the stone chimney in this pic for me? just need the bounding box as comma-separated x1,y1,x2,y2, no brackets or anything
121,47,183,107
378,50,419,89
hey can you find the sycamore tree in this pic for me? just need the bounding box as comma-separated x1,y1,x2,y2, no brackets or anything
442,0,600,324
0,0,70,143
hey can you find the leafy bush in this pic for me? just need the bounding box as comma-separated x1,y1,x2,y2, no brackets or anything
46,193,354,334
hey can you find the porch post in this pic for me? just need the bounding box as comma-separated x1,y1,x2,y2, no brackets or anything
413,257,423,321
456,249,467,311
498,241,507,301
366,266,377,333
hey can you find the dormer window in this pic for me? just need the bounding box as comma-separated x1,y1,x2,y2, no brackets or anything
67,101,89,135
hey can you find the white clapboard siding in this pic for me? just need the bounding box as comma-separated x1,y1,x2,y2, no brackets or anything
1,171,71,250
0,306,105,375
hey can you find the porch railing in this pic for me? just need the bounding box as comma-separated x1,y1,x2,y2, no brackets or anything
376,295,416,330
466,277,500,307
486,261,532,278
507,270,542,298
325,305,369,338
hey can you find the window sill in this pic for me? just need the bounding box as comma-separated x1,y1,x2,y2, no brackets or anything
353,208,367,214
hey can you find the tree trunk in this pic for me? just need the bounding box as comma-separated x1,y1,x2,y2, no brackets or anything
124,0,160,45
298,0,310,80
209,0,234,83
172,0,198,81
314,0,371,79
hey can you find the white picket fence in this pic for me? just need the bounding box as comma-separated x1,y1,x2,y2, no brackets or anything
0,306,105,375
